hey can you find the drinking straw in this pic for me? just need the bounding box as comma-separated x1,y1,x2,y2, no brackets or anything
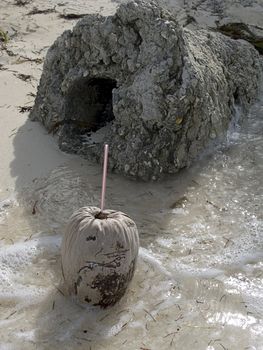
100,144,109,212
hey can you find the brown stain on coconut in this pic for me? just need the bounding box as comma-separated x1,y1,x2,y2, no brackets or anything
73,259,136,308
92,259,136,308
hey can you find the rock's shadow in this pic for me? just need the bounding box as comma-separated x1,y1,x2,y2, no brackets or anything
9,118,70,191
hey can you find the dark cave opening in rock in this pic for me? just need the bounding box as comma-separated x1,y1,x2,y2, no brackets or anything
59,77,117,153
65,77,117,134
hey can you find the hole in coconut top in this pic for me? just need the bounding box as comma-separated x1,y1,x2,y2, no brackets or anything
95,211,109,220
65,77,117,133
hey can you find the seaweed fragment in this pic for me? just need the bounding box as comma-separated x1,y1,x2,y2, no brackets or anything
15,55,43,64
27,6,56,15
32,200,38,215
143,308,156,322
15,73,32,82
18,105,33,113
14,0,32,5
0,64,7,71
59,13,88,20
0,28,9,44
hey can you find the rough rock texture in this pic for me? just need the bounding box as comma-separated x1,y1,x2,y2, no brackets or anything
30,0,262,180
61,207,139,307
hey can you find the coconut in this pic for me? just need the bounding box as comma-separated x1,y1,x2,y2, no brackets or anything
61,206,139,308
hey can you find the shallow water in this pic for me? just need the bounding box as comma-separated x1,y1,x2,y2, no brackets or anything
0,94,262,350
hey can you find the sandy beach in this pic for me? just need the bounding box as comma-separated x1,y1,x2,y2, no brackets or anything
0,0,263,349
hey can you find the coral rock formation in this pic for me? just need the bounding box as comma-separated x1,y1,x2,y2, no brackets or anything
30,0,262,180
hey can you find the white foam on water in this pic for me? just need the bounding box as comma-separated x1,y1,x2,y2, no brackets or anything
139,246,172,278
0,235,61,315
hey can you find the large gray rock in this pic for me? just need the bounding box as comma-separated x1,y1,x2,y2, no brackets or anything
29,0,262,180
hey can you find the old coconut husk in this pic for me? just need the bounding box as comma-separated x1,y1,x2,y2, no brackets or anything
61,206,139,308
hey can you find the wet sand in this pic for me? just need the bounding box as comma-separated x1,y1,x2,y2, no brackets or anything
0,1,263,349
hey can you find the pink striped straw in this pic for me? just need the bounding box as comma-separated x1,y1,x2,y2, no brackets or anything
100,144,109,212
